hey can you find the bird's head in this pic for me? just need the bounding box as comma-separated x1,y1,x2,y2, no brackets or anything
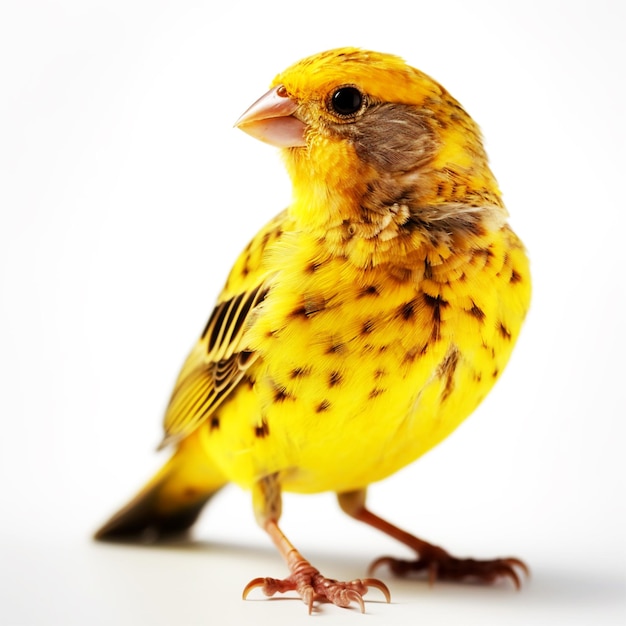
236,48,506,242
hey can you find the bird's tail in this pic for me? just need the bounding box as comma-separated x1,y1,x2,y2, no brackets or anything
94,430,227,541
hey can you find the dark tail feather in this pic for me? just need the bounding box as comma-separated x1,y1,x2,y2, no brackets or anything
95,432,228,541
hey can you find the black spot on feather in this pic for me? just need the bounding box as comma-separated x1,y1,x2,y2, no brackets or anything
467,302,485,321
329,371,343,387
255,419,270,438
316,400,331,413
498,322,512,341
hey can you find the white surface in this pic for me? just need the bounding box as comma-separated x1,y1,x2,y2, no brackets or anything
1,1,625,624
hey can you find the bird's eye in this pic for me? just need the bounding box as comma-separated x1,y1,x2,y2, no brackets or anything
330,86,364,117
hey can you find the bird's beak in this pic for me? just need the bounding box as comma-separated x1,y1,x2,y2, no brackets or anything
235,85,307,148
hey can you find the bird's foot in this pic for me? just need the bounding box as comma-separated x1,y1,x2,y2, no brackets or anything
243,555,390,614
371,544,528,589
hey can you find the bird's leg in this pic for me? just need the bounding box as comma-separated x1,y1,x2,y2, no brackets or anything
243,474,390,613
338,490,528,588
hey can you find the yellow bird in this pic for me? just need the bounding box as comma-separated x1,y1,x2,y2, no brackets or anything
96,47,531,613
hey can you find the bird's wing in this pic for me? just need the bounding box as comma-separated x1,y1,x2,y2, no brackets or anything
159,211,288,448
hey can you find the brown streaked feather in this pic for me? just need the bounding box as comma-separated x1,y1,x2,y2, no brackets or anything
158,210,291,450
159,282,270,449
203,283,270,362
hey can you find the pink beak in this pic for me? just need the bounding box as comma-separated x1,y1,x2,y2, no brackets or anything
235,85,307,148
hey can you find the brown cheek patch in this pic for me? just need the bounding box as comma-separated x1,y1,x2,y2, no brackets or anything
348,103,436,173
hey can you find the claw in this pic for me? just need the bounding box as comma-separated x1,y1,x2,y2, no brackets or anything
369,556,387,575
242,577,265,599
361,577,392,603
302,586,314,614
503,565,521,590
505,557,530,578
494,557,529,590
344,589,365,613
369,555,414,576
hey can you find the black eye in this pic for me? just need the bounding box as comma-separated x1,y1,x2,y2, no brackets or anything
330,86,364,116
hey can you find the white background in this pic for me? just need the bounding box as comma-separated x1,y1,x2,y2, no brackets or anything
1,1,624,624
